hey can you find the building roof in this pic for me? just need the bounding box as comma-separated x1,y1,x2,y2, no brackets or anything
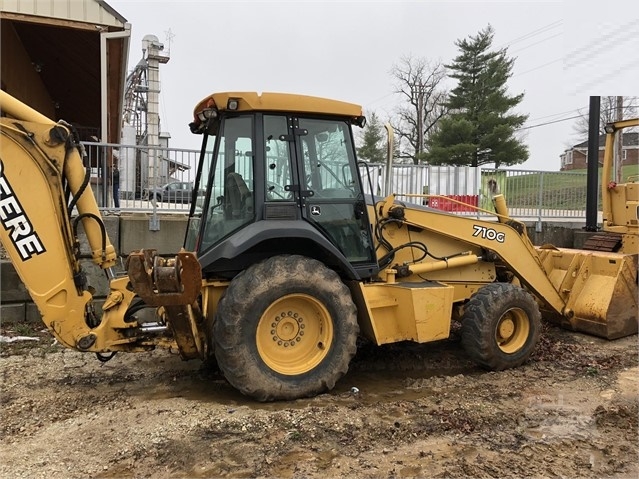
573,132,639,149
0,1,129,143
0,0,127,27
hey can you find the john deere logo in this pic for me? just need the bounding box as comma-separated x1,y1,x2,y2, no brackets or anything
310,205,321,216
0,160,46,260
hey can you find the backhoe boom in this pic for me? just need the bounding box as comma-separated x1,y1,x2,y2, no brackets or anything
0,91,201,354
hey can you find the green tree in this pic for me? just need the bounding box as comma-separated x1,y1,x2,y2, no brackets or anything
357,111,386,163
426,25,528,168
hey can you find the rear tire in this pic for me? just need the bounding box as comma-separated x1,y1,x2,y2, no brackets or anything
461,283,541,371
213,255,359,401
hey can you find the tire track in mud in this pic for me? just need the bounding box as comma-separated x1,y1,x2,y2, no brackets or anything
0,324,637,478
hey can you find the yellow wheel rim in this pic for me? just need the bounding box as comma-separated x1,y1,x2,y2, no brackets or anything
256,294,334,375
495,307,530,354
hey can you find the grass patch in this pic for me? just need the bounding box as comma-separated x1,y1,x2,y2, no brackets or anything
0,321,61,357
500,164,637,210
502,171,588,210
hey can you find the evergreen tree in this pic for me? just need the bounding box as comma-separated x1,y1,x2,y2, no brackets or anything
426,25,528,168
357,112,386,163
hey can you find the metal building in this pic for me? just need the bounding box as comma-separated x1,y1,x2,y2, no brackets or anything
0,0,130,144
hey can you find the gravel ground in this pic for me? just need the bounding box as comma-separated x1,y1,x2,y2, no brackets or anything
1,321,637,478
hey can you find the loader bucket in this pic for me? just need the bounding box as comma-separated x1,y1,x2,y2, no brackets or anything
536,247,638,339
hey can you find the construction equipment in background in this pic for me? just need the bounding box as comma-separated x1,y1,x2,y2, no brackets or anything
583,118,639,254
0,90,636,403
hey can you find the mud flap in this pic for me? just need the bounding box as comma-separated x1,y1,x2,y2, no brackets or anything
537,248,638,339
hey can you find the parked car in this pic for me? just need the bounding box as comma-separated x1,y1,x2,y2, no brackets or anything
148,181,204,204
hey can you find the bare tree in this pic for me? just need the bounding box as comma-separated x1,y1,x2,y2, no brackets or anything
390,55,448,164
572,96,638,140
571,96,638,181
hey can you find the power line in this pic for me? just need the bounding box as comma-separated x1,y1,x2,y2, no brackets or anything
526,108,583,122
565,29,639,70
497,20,563,49
570,59,639,92
364,91,397,108
516,114,582,131
511,20,638,79
510,32,563,55
564,18,639,66
514,58,563,76
517,104,638,131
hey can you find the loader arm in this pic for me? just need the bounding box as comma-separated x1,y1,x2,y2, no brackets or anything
377,196,637,339
379,198,567,317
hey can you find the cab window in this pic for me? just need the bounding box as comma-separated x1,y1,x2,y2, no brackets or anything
199,116,254,251
264,115,293,201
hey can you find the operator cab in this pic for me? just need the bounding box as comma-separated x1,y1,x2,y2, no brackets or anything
186,92,378,280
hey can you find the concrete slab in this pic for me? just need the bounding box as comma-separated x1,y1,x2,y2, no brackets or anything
119,214,188,255
25,303,43,324
526,223,575,248
0,303,26,325
0,261,30,302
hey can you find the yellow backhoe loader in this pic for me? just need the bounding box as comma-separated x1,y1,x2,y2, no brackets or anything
1,90,636,401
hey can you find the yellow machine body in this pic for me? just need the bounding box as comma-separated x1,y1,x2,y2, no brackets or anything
1,89,637,403
350,281,455,345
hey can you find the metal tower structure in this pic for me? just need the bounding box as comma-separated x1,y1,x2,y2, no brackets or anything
121,34,170,200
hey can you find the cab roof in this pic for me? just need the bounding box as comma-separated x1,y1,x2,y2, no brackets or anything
192,91,363,123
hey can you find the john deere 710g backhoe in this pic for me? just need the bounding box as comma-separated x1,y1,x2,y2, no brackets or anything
1,90,636,401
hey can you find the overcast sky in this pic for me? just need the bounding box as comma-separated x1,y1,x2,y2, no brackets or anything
108,0,638,171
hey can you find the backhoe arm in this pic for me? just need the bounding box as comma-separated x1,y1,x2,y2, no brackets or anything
1,91,204,355
0,90,117,269
0,91,120,348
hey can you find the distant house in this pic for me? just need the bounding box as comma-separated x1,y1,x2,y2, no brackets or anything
560,132,638,171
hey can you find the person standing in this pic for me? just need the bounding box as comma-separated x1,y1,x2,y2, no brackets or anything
112,165,120,208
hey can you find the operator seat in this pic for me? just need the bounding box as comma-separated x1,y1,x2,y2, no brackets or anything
225,172,251,219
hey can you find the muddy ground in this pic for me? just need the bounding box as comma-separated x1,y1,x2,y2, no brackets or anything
0,321,637,479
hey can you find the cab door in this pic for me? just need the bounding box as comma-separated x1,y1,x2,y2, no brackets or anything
265,116,376,270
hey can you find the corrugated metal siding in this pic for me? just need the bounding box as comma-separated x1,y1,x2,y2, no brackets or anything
0,0,126,28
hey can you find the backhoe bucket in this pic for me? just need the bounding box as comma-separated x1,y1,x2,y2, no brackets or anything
536,247,638,339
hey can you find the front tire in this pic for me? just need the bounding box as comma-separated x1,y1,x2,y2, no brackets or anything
213,255,359,401
461,283,541,370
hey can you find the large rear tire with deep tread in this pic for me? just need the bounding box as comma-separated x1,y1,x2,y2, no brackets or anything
461,283,541,371
213,255,359,401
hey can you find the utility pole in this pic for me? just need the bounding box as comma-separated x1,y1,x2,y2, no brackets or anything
585,96,600,232
615,96,624,182
415,83,424,164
